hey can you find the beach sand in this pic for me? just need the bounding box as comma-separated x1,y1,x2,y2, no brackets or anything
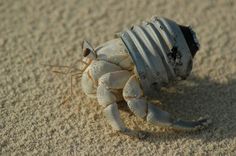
1,0,236,155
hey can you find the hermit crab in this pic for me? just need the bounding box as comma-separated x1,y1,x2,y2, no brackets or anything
78,17,211,133
72,17,210,134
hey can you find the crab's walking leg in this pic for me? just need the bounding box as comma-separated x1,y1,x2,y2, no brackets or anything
123,75,210,131
97,70,132,131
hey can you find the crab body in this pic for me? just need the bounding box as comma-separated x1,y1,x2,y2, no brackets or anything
80,17,210,133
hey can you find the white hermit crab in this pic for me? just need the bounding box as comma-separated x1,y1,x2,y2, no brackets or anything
78,17,210,134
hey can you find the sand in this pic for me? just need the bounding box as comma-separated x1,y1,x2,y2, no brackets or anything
1,0,236,155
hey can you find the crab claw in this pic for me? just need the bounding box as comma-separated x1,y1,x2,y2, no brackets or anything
170,117,211,131
147,103,211,131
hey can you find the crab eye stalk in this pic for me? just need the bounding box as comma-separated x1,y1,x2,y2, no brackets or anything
82,40,97,60
179,25,200,58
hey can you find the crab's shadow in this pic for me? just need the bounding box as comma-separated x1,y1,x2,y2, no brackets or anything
121,76,236,143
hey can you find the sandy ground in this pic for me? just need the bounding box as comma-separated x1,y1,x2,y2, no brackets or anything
0,0,236,155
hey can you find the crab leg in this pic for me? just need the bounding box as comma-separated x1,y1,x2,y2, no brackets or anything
146,103,209,130
123,75,210,131
97,70,132,131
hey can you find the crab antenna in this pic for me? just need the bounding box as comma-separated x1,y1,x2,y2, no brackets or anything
52,70,69,75
70,72,82,97
41,63,81,71
73,59,90,66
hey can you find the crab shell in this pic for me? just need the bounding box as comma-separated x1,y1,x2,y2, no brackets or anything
119,17,200,97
